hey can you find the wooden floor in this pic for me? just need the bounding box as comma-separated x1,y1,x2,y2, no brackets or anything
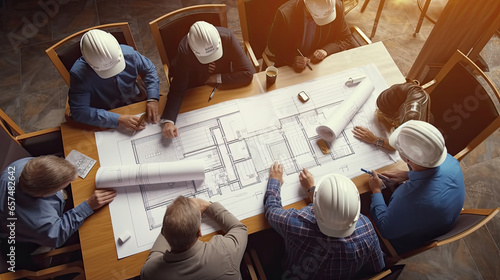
0,0,499,279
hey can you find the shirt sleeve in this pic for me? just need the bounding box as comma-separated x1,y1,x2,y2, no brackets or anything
320,1,358,55
39,200,94,248
133,51,160,100
360,217,386,274
160,53,190,123
267,8,295,66
141,233,170,280
370,190,415,239
264,178,293,237
205,202,248,271
220,31,255,85
68,78,121,128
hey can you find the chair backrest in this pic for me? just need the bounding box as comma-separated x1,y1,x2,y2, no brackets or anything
366,264,405,280
237,0,368,71
399,208,500,259
344,0,359,15
0,109,31,171
0,109,64,169
45,22,137,86
149,4,227,83
423,49,500,161
237,0,289,62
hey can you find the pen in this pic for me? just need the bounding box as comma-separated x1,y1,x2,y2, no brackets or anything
208,83,220,102
297,49,313,71
360,168,393,183
132,114,147,136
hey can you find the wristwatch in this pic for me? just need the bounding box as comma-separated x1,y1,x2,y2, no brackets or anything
375,137,385,148
307,186,316,194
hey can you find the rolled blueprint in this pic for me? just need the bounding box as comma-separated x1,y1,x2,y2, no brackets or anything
95,160,205,188
316,79,375,143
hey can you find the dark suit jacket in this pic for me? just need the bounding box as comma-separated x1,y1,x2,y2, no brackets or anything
267,0,358,67
161,27,255,123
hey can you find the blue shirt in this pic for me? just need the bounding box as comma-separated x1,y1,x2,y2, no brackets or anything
69,45,160,128
370,154,465,254
0,158,94,248
264,178,385,280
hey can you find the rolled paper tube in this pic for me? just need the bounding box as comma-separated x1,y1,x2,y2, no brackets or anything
316,79,375,143
95,159,205,189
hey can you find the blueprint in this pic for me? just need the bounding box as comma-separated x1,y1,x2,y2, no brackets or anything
94,63,399,259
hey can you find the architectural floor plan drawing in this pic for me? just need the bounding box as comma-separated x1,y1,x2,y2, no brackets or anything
94,64,400,258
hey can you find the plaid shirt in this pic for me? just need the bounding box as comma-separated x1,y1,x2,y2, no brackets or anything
264,178,385,280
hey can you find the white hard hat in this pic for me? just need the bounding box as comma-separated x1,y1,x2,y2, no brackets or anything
304,0,337,26
389,120,447,168
80,29,125,79
187,21,223,64
313,173,360,238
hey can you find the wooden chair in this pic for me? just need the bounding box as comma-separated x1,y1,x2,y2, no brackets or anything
237,0,289,72
344,0,359,14
0,244,85,280
376,208,500,262
241,250,265,280
237,0,371,72
45,22,137,119
365,264,405,280
245,242,404,280
421,49,500,161
0,109,63,168
149,4,228,87
1,110,84,279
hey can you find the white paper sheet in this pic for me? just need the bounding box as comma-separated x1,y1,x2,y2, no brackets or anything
316,79,375,143
95,160,205,189
94,63,400,259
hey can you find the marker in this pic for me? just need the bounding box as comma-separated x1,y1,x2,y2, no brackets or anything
208,83,220,102
345,74,366,86
360,168,393,183
297,49,313,71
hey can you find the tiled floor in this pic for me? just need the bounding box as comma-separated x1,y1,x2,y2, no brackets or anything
1,0,499,279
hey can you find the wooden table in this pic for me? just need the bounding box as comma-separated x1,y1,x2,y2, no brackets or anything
60,41,406,279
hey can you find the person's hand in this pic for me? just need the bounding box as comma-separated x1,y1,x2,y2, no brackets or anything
369,170,383,194
146,100,159,124
312,49,327,62
299,168,314,192
86,189,116,210
191,198,211,214
380,170,409,185
352,126,377,144
162,122,179,138
208,62,216,74
293,56,309,71
118,115,146,131
269,162,283,184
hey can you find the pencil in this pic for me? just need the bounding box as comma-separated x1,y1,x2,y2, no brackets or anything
297,49,313,71
132,114,147,136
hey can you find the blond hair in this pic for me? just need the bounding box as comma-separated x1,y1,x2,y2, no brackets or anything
19,155,77,197
162,196,200,252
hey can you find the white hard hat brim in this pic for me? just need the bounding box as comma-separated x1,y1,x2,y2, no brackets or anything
317,217,357,238
94,57,126,79
195,45,223,64
310,6,336,26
